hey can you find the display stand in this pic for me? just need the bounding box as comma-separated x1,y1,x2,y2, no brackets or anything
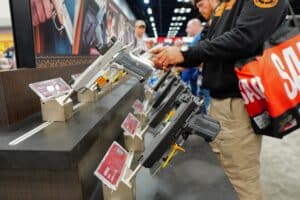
29,78,74,122
102,153,136,200
41,95,73,122
121,113,145,152
77,73,127,103
77,88,98,103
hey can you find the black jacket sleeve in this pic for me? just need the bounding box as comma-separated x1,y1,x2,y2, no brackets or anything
181,0,287,67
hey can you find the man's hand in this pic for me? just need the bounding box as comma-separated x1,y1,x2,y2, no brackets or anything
149,46,184,70
31,0,64,27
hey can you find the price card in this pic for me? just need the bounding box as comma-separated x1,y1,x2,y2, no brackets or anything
132,99,145,114
144,84,152,93
121,113,140,136
94,142,128,191
29,78,71,102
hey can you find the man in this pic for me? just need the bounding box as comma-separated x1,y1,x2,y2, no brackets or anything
180,18,203,96
134,20,148,51
150,0,287,199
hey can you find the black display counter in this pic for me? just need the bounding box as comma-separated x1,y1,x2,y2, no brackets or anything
0,78,237,200
0,78,143,200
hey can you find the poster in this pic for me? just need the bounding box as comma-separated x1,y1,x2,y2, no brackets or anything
31,0,106,55
106,2,134,45
30,0,134,56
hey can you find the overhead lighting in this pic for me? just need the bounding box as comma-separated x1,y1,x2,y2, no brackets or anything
144,0,150,4
150,16,154,22
186,8,192,13
180,8,185,14
177,0,183,2
172,17,177,21
182,16,187,21
147,8,152,15
174,8,179,13
151,22,155,27
184,0,190,2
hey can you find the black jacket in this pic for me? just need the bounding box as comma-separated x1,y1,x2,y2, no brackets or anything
181,0,287,98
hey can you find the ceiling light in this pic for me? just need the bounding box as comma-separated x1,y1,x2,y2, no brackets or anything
147,8,152,15
174,8,179,13
186,8,192,13
180,8,185,14
172,17,176,21
182,16,187,20
151,22,155,27
144,0,150,4
150,16,154,22
184,0,190,2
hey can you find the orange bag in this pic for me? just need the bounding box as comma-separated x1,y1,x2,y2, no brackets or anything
235,19,300,138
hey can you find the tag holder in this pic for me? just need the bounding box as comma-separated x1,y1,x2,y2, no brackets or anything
29,78,74,122
122,113,145,153
41,95,73,122
102,151,136,200
77,87,99,103
124,129,145,153
77,72,128,103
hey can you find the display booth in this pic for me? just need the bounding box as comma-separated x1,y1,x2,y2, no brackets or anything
0,1,237,200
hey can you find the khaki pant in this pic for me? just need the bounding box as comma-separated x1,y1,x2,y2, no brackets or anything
209,98,262,200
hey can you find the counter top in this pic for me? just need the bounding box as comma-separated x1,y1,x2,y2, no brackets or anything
0,78,143,170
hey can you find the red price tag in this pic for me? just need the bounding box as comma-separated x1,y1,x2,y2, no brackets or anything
94,142,128,191
29,78,71,101
132,99,144,114
121,113,140,136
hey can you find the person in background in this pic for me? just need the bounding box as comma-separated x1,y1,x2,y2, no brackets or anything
134,20,148,52
181,19,207,105
149,0,287,199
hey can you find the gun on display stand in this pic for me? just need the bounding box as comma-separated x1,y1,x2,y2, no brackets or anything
63,37,155,102
126,89,220,182
152,71,171,92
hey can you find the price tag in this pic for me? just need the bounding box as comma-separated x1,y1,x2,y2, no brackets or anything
144,84,152,93
29,78,71,102
121,113,140,136
132,99,144,114
94,142,128,191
